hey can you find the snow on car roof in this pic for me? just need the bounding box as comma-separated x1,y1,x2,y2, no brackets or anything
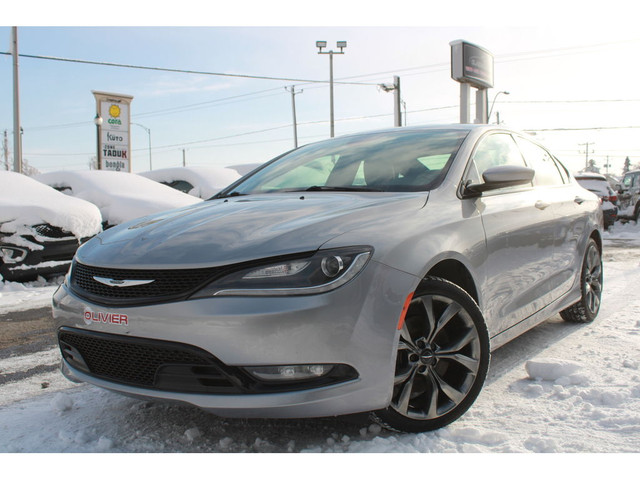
0,171,102,239
138,166,241,199
35,170,202,226
573,172,607,180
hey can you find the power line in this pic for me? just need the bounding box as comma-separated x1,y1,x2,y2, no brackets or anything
526,126,640,132
0,51,378,86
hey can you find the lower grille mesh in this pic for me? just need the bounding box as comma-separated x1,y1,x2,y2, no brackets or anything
58,328,241,393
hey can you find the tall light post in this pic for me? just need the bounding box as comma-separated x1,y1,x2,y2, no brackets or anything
488,91,509,124
94,113,103,170
316,40,346,138
132,123,152,171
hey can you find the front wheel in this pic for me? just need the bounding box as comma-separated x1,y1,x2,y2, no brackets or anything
372,277,490,433
560,238,602,323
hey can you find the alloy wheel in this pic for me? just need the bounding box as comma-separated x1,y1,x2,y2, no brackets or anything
583,243,602,316
392,292,482,420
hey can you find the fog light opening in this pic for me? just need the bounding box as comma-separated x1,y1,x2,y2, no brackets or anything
0,246,28,264
246,364,333,381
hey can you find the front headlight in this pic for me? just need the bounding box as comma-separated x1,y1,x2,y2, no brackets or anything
191,246,373,297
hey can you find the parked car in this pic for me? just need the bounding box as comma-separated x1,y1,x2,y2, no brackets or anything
0,171,102,282
52,125,602,433
35,170,202,229
615,169,640,222
573,172,618,229
139,166,241,199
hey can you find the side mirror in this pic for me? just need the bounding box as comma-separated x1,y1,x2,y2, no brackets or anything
464,165,535,197
615,183,624,194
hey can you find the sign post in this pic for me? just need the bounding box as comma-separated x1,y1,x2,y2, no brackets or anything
92,91,134,171
450,40,494,124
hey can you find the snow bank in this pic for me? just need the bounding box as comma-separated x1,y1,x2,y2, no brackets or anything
603,219,640,241
0,171,102,240
35,170,202,226
0,275,62,313
525,358,581,381
139,166,241,199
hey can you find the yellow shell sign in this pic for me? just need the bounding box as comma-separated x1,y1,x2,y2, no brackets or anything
109,104,121,118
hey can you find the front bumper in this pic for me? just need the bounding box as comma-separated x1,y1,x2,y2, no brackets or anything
52,260,418,418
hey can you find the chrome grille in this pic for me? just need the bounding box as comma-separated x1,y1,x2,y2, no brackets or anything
70,261,224,305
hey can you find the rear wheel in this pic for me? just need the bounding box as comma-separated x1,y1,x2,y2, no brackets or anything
372,277,490,433
560,238,602,323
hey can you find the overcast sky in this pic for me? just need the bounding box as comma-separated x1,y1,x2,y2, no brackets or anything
2,1,639,176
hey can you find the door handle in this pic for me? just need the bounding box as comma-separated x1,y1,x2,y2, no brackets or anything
535,200,551,210
574,197,585,204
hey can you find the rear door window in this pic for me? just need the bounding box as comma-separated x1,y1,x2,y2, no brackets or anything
516,137,565,186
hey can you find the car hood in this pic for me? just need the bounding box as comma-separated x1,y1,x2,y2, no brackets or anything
76,192,428,268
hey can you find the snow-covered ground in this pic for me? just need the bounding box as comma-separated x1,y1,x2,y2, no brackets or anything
1,223,639,464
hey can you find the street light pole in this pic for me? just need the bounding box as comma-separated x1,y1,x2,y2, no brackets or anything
488,91,510,124
132,123,152,171
379,76,402,127
316,41,346,138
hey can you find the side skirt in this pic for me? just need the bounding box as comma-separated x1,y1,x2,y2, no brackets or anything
489,288,581,351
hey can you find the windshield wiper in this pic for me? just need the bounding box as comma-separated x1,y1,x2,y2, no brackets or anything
303,185,383,192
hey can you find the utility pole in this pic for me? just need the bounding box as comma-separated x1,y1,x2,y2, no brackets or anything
579,142,595,171
182,149,186,167
11,27,22,173
378,76,402,127
3,130,9,171
393,76,401,127
285,86,303,148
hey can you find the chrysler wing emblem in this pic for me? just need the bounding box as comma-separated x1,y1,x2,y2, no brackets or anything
93,276,155,288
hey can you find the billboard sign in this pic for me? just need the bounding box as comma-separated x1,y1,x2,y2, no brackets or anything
450,40,494,89
92,91,134,172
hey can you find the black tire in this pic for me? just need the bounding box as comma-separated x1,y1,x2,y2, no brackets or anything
371,276,490,433
560,238,602,323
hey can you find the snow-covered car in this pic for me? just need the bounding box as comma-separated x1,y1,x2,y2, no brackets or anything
52,125,603,433
0,171,102,282
138,166,241,199
616,169,640,222
228,163,265,177
35,170,202,229
574,172,618,229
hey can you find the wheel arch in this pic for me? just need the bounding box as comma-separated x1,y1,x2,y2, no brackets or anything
590,228,603,254
425,258,479,305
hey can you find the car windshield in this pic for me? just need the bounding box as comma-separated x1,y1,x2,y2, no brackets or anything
218,129,469,196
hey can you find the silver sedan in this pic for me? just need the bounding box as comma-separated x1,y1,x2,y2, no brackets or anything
52,125,603,432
